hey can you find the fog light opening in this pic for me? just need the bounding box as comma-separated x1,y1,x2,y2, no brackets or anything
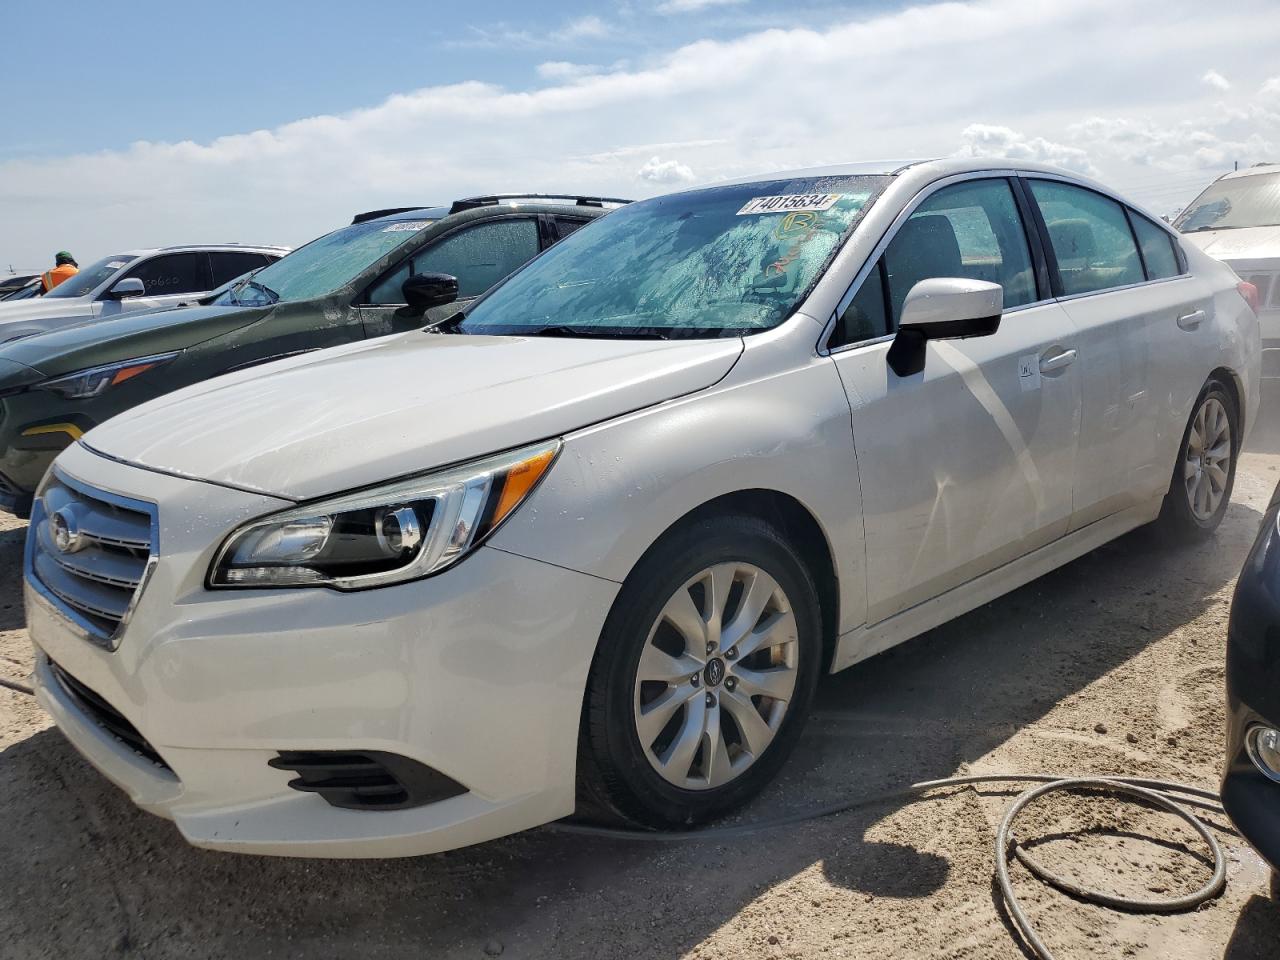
1246,725,1280,784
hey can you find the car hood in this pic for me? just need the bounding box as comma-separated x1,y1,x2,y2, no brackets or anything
83,331,745,500
0,295,92,330
1183,225,1280,262
0,303,271,383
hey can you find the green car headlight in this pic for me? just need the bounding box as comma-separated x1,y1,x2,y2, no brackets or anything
36,352,181,400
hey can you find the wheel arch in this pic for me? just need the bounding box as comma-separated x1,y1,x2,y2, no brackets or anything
622,488,842,673
1209,365,1245,438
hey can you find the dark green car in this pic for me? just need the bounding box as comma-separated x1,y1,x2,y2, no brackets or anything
0,194,626,516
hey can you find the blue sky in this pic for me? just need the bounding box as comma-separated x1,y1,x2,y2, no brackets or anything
2,0,1279,267
2,0,905,159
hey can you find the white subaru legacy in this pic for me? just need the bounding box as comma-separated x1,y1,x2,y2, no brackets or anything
25,159,1259,857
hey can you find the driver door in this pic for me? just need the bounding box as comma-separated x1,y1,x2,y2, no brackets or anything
829,177,1082,625
359,217,543,337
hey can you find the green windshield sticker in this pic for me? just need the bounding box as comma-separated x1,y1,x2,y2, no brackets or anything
737,193,843,216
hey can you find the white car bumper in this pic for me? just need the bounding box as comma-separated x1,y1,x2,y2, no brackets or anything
27,442,618,857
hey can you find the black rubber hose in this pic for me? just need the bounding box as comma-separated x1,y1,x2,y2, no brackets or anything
0,675,34,696
550,773,1230,960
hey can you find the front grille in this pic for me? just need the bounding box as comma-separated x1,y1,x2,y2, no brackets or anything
1240,271,1279,310
269,751,467,811
48,657,170,770
27,471,156,649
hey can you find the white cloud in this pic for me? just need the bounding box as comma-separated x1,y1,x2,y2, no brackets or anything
1201,69,1231,91
537,61,601,80
4,0,1280,261
656,0,746,13
454,14,611,49
637,155,697,183
955,124,1098,175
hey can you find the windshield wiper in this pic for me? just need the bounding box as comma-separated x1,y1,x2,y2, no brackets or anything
525,325,671,340
228,269,279,305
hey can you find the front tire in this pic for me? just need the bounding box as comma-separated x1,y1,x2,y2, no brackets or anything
578,513,822,827
1154,378,1239,542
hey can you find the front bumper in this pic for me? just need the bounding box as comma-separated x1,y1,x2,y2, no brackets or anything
1222,503,1280,873
28,442,619,857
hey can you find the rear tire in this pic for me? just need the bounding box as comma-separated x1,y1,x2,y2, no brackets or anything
1154,378,1239,543
577,513,822,828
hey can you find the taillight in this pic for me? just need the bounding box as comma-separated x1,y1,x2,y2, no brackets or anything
1239,280,1261,314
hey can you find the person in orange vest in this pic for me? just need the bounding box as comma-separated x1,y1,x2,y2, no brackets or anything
41,251,78,292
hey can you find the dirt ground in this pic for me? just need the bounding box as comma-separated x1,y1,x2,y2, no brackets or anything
3,421,1280,959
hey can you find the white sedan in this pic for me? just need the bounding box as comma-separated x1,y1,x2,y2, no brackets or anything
26,158,1259,856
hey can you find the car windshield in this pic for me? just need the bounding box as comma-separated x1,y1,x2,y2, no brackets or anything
43,254,137,299
457,175,888,337
214,218,437,306
1175,171,1280,232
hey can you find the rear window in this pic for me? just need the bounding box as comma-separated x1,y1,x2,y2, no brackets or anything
1130,214,1181,280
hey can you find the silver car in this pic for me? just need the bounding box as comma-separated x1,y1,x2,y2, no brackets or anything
26,159,1259,856
1177,163,1280,379
0,243,289,341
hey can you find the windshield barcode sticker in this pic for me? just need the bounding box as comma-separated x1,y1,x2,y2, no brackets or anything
737,194,842,216
106,261,128,268
381,221,432,232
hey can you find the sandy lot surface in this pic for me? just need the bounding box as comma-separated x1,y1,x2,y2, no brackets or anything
3,431,1280,958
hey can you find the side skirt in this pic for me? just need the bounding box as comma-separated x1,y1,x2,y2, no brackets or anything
830,497,1163,673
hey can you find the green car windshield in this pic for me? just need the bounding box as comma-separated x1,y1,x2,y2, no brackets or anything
458,175,887,337
217,217,437,306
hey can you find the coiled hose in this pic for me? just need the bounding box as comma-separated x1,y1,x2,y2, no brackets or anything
2,672,1232,960
551,773,1231,960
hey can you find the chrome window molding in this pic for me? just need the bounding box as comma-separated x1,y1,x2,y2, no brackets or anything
817,169,1192,357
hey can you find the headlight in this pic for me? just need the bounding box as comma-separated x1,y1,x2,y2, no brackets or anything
210,440,560,589
36,352,180,399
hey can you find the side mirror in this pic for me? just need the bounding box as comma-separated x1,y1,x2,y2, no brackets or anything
397,272,459,319
886,278,1003,377
107,277,146,300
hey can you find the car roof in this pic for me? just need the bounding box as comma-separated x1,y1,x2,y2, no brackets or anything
1214,162,1280,182
355,195,630,226
109,244,292,258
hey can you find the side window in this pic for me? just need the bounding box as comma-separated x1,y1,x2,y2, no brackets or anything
209,251,270,287
832,261,889,347
884,178,1037,324
1129,212,1181,281
122,252,207,295
1029,180,1144,295
553,217,589,242
365,261,413,305
415,218,541,299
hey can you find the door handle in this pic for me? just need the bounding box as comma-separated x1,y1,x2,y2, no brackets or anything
1039,348,1077,374
1177,309,1206,331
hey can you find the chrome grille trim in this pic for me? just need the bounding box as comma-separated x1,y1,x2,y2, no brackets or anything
25,467,158,651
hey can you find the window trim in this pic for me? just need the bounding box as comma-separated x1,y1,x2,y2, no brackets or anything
112,251,212,299
1023,174,1189,302
823,170,1198,355
822,171,1053,355
355,213,540,307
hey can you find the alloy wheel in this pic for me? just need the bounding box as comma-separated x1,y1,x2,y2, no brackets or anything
633,562,799,790
1183,396,1232,521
